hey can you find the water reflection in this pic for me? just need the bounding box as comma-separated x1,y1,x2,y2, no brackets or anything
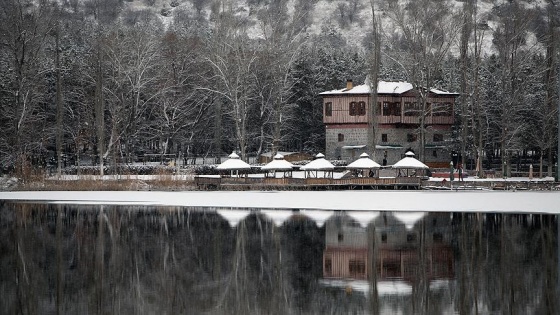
0,202,557,314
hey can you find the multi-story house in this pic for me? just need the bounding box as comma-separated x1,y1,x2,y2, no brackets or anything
319,80,458,167
322,213,454,282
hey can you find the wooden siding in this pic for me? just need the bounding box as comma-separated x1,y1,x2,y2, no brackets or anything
377,115,453,125
324,94,455,126
324,248,369,279
323,95,369,124
378,245,454,281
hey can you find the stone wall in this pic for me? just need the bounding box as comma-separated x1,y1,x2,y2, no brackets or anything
325,126,453,165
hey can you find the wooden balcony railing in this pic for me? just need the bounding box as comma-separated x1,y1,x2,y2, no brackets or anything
195,176,422,189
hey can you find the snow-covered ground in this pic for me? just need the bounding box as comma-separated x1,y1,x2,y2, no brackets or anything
1,190,559,214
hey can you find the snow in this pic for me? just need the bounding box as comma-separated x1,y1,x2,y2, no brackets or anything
300,155,335,171
392,212,426,230
319,81,457,96
216,209,250,227
260,210,295,226
216,153,251,170
1,190,559,214
346,153,381,169
391,154,429,170
261,154,294,171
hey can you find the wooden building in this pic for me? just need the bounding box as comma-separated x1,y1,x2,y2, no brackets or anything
322,213,454,282
319,80,458,167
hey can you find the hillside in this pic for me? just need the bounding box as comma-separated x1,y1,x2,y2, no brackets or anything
119,0,548,55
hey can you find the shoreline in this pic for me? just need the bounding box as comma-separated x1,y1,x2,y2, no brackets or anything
1,190,560,214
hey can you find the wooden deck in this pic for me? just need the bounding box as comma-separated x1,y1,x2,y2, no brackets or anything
194,176,422,190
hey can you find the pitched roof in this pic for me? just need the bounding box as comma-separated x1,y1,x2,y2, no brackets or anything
216,152,251,170
300,154,335,171
391,152,429,169
346,153,381,169
261,154,294,171
319,80,457,96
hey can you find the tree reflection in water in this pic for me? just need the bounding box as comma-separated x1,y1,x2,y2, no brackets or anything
0,203,557,314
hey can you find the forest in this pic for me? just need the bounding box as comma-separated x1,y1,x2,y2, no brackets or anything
0,0,558,177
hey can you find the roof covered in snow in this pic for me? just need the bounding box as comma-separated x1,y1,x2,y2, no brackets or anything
261,154,294,171
391,154,429,169
319,81,458,96
300,154,335,171
346,153,381,169
216,153,251,170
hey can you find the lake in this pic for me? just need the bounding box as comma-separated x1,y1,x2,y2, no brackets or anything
0,202,558,314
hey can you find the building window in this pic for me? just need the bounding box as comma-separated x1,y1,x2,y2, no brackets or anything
349,259,366,276
325,258,332,276
381,232,387,243
338,233,344,242
349,101,357,116
358,101,366,116
338,133,344,142
433,150,437,157
433,134,443,142
432,102,443,116
393,102,401,116
407,233,417,242
445,102,453,116
407,134,417,142
382,102,390,116
381,134,388,143
404,102,419,116
325,102,332,116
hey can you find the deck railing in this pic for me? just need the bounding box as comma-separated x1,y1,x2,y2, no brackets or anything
195,176,422,189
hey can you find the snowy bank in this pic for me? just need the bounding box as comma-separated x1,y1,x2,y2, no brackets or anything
1,190,559,214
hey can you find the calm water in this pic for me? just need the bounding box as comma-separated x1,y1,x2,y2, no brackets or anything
0,202,558,315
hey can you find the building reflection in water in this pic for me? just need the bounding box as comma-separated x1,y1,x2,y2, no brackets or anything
321,211,454,290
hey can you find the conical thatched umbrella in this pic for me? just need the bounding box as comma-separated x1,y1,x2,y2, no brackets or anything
346,152,381,178
392,151,429,177
261,153,294,178
216,152,251,177
300,153,335,178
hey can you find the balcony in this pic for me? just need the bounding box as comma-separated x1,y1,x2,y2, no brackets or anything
377,115,453,125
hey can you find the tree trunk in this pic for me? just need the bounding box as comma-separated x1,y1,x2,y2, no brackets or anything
95,39,105,177
55,25,64,177
459,0,473,169
368,0,380,159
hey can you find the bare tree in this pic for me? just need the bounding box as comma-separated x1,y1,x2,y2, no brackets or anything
0,0,54,174
253,2,306,156
204,6,258,161
367,0,381,159
382,0,461,162
491,1,536,177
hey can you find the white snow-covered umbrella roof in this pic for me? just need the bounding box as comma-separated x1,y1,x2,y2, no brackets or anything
300,153,335,171
261,154,294,171
299,210,334,227
346,211,380,228
392,152,429,169
393,212,426,230
216,152,251,170
260,210,295,226
216,210,251,227
346,153,381,170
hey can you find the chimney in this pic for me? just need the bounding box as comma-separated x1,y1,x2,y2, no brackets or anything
346,79,353,90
